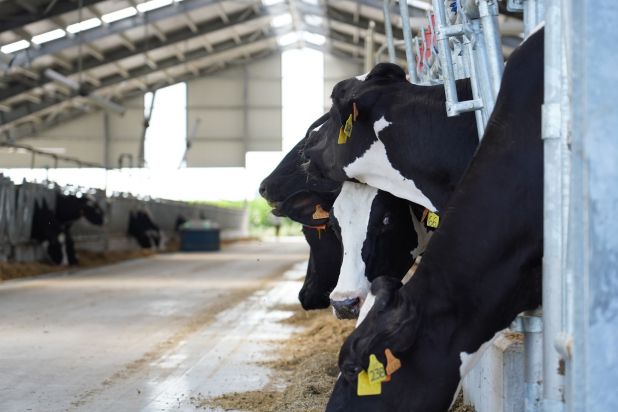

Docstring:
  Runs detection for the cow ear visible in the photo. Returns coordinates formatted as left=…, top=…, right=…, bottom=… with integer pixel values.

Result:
left=279, top=191, right=333, bottom=227
left=365, top=63, right=407, bottom=82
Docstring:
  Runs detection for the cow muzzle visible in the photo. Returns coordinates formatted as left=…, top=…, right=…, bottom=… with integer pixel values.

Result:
left=330, top=297, right=362, bottom=319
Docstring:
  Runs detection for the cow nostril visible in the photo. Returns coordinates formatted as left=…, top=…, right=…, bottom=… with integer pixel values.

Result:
left=330, top=297, right=361, bottom=319
left=258, top=184, right=267, bottom=197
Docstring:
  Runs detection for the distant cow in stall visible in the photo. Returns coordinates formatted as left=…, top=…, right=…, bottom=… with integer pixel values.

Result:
left=30, top=198, right=64, bottom=264
left=55, top=192, right=105, bottom=265
left=30, top=192, right=105, bottom=265
left=128, top=209, right=161, bottom=249
left=300, top=63, right=480, bottom=318
left=327, top=28, right=544, bottom=412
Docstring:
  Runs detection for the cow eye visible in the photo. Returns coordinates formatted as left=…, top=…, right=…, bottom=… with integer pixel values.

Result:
left=382, top=215, right=390, bottom=226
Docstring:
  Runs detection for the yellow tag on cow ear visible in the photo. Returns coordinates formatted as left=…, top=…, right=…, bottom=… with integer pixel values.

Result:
left=312, top=204, right=330, bottom=220
left=357, top=370, right=382, bottom=396
left=338, top=113, right=354, bottom=145
left=426, top=212, right=440, bottom=228
left=338, top=127, right=347, bottom=144
left=367, top=354, right=387, bottom=384
left=344, top=113, right=353, bottom=137
left=385, top=349, right=401, bottom=376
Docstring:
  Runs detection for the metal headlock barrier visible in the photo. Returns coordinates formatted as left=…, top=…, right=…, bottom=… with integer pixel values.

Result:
left=0, top=176, right=248, bottom=262
left=374, top=1, right=618, bottom=412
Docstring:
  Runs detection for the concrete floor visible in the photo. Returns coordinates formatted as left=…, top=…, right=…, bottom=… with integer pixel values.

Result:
left=0, top=239, right=309, bottom=412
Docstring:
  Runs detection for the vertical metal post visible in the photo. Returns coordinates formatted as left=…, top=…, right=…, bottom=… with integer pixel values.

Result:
left=565, top=1, right=618, bottom=411
left=383, top=0, right=396, bottom=63
left=477, top=0, right=504, bottom=100
left=398, top=0, right=419, bottom=83
left=364, top=21, right=376, bottom=72
left=103, top=112, right=111, bottom=169
left=461, top=36, right=485, bottom=137
left=542, top=0, right=566, bottom=410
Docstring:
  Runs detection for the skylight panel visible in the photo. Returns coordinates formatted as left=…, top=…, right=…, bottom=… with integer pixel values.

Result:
left=31, top=29, right=66, bottom=45
left=101, top=7, right=138, bottom=24
left=66, top=18, right=102, bottom=34
left=1, top=39, right=30, bottom=54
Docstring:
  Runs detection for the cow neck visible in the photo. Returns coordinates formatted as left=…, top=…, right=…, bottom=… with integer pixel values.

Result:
left=401, top=108, right=542, bottom=363
left=380, top=79, right=478, bottom=212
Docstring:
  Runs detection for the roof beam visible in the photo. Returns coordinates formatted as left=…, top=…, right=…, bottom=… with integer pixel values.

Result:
left=0, top=5, right=277, bottom=102
left=6, top=0, right=230, bottom=67
left=0, top=0, right=107, bottom=34
left=0, top=31, right=283, bottom=135
left=7, top=48, right=280, bottom=143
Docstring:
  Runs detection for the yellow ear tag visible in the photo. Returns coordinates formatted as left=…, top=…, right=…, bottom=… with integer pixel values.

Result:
left=367, top=354, right=387, bottom=384
left=338, top=113, right=353, bottom=144
left=338, top=127, right=347, bottom=144
left=357, top=370, right=382, bottom=396
left=385, top=349, right=402, bottom=376
left=312, top=204, right=330, bottom=220
left=426, top=212, right=440, bottom=228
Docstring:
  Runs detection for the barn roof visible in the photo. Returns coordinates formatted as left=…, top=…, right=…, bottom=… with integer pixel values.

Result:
left=0, top=0, right=523, bottom=141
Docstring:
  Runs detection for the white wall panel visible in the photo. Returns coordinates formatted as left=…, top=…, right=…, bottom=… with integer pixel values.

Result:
left=186, top=140, right=245, bottom=167
left=323, top=54, right=363, bottom=110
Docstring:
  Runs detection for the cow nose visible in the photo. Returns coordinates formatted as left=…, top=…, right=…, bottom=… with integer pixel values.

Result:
left=258, top=184, right=267, bottom=198
left=299, top=288, right=330, bottom=310
left=330, top=297, right=361, bottom=319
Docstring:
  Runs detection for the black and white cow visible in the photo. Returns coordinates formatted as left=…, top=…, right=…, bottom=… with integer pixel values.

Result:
left=128, top=209, right=161, bottom=249
left=328, top=182, right=431, bottom=319
left=260, top=114, right=425, bottom=312
left=302, top=63, right=479, bottom=214
left=327, top=28, right=544, bottom=412
left=30, top=198, right=64, bottom=264
left=30, top=192, right=105, bottom=265
left=55, top=192, right=105, bottom=265
left=300, top=64, right=480, bottom=318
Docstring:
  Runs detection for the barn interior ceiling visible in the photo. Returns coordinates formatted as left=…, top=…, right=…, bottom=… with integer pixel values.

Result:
left=0, top=0, right=523, bottom=144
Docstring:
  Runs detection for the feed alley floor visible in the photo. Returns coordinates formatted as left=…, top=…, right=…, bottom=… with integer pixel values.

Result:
left=0, top=238, right=310, bottom=412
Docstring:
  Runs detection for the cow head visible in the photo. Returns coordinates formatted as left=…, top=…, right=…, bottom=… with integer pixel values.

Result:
left=128, top=210, right=161, bottom=249
left=81, top=195, right=104, bottom=226
left=302, top=63, right=407, bottom=184
left=298, top=225, right=342, bottom=310
left=259, top=113, right=341, bottom=215
left=324, top=277, right=461, bottom=412
left=328, top=182, right=423, bottom=319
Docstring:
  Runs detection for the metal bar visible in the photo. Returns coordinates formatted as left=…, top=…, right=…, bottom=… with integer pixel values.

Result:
left=7, top=0, right=225, bottom=68
left=477, top=0, right=504, bottom=100
left=0, top=5, right=274, bottom=102
left=431, top=0, right=460, bottom=115
left=462, top=36, right=486, bottom=137
left=0, top=32, right=282, bottom=135
left=566, top=1, right=618, bottom=410
left=382, top=0, right=396, bottom=63
left=364, top=21, right=376, bottom=71
left=542, top=0, right=566, bottom=410
left=399, top=0, right=419, bottom=83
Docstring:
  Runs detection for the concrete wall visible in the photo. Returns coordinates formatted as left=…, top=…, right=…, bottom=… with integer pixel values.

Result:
left=462, top=331, right=525, bottom=412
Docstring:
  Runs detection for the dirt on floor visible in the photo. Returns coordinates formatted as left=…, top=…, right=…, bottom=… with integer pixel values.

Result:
left=194, top=305, right=355, bottom=412
left=0, top=249, right=155, bottom=281
left=195, top=303, right=478, bottom=412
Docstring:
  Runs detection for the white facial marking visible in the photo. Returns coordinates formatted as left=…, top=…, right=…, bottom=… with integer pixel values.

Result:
left=355, top=72, right=369, bottom=81
left=330, top=182, right=378, bottom=304
left=409, top=206, right=432, bottom=259
left=458, top=332, right=499, bottom=378
left=343, top=116, right=438, bottom=212
left=313, top=122, right=324, bottom=132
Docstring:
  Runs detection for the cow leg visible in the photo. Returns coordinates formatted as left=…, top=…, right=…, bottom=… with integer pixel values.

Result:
left=64, top=228, right=78, bottom=265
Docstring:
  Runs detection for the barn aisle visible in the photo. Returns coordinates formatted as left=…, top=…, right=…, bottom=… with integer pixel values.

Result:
left=0, top=239, right=309, bottom=412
